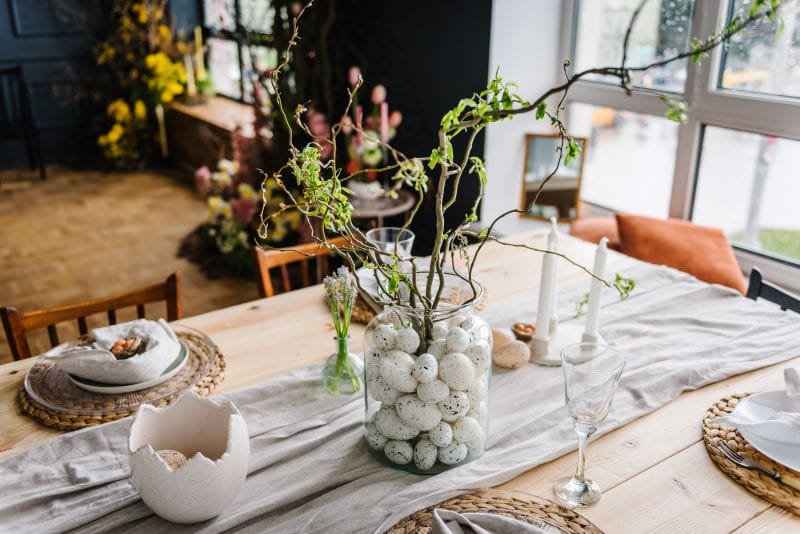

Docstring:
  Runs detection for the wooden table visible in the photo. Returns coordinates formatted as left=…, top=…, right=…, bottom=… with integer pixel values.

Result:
left=1, top=230, right=797, bottom=532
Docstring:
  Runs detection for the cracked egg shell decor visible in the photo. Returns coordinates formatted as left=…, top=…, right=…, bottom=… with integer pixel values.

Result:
left=128, top=391, right=250, bottom=523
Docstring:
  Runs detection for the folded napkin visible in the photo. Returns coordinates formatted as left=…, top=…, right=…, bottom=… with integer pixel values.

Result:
left=44, top=319, right=180, bottom=385
left=714, top=370, right=800, bottom=444
left=431, top=509, right=556, bottom=534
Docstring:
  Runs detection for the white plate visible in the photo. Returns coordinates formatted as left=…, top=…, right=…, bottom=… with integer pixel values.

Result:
left=67, top=341, right=188, bottom=394
left=734, top=390, right=800, bottom=472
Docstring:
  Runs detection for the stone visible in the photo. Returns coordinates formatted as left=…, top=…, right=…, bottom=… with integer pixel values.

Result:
left=492, top=340, right=530, bottom=369
left=368, top=375, right=402, bottom=405
left=427, top=339, right=448, bottom=360
left=491, top=328, right=515, bottom=350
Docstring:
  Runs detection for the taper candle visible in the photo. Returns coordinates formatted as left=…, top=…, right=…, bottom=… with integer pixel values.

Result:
left=184, top=55, right=197, bottom=98
left=534, top=223, right=559, bottom=342
left=583, top=237, right=608, bottom=339
left=194, top=26, right=206, bottom=80
left=380, top=102, right=389, bottom=143
left=548, top=217, right=560, bottom=336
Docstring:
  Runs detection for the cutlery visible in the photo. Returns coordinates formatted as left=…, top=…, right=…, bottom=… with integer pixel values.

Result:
left=716, top=440, right=800, bottom=491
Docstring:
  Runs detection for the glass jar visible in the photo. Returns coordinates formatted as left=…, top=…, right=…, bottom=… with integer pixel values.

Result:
left=363, top=276, right=491, bottom=474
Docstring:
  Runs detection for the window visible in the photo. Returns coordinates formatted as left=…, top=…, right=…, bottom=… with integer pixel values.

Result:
left=201, top=0, right=276, bottom=102
left=565, top=0, right=800, bottom=282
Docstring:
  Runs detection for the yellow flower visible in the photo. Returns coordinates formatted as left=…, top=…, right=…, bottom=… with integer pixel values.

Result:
left=207, top=196, right=231, bottom=222
left=157, top=24, right=171, bottom=42
left=106, top=123, right=125, bottom=144
left=98, top=134, right=109, bottom=146
left=107, top=100, right=131, bottom=123
left=134, top=100, right=146, bottom=122
left=96, top=43, right=115, bottom=65
left=238, top=183, right=258, bottom=202
left=131, top=3, right=148, bottom=25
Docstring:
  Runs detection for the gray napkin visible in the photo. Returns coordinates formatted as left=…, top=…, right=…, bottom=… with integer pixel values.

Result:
left=431, top=509, right=556, bottom=534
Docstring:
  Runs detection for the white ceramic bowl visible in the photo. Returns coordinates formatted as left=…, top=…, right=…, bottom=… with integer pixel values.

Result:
left=128, top=391, right=250, bottom=523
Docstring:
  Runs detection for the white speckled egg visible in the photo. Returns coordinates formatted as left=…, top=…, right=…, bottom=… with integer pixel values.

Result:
left=416, top=379, right=450, bottom=404
left=465, top=341, right=491, bottom=371
left=365, top=348, right=383, bottom=379
left=447, top=314, right=468, bottom=329
left=395, top=395, right=442, bottom=431
left=438, top=391, right=470, bottom=422
left=428, top=421, right=453, bottom=447
left=452, top=416, right=483, bottom=445
left=412, top=353, right=438, bottom=383
left=438, top=353, right=475, bottom=391
left=370, top=324, right=397, bottom=350
left=379, top=350, right=418, bottom=393
left=427, top=339, right=448, bottom=360
left=413, top=438, right=438, bottom=471
left=431, top=322, right=449, bottom=340
left=375, top=405, right=420, bottom=440
left=465, top=378, right=488, bottom=405
left=384, top=440, right=414, bottom=465
left=438, top=441, right=468, bottom=465
left=368, top=375, right=403, bottom=405
left=465, top=434, right=486, bottom=456
left=445, top=327, right=470, bottom=353
left=467, top=401, right=488, bottom=425
left=395, top=328, right=420, bottom=354
left=366, top=427, right=389, bottom=450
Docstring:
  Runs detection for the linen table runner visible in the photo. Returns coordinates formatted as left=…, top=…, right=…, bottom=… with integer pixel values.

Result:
left=1, top=262, right=799, bottom=533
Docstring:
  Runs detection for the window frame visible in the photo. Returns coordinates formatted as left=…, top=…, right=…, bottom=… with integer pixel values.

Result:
left=199, top=0, right=273, bottom=102
left=561, top=0, right=800, bottom=289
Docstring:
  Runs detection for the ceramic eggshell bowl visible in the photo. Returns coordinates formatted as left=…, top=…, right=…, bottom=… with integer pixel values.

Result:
left=128, top=391, right=250, bottom=524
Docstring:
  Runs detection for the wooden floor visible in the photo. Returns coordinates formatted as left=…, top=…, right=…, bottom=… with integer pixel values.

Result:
left=0, top=166, right=259, bottom=363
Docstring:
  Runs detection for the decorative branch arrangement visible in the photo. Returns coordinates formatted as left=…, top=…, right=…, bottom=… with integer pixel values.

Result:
left=259, top=0, right=783, bottom=329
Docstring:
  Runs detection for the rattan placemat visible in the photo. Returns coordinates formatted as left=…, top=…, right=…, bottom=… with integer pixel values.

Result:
left=19, top=328, right=226, bottom=431
left=702, top=393, right=800, bottom=515
left=388, top=489, right=603, bottom=533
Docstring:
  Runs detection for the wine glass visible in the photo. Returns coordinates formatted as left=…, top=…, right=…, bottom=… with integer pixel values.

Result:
left=554, top=343, right=626, bottom=507
left=365, top=227, right=415, bottom=260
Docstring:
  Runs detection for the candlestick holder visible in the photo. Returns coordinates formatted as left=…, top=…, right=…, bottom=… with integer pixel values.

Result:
left=529, top=322, right=585, bottom=366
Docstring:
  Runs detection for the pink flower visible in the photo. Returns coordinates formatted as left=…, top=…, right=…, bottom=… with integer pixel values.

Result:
left=341, top=116, right=353, bottom=134
left=348, top=66, right=362, bottom=87
left=371, top=84, right=387, bottom=105
left=231, top=196, right=258, bottom=224
left=389, top=110, right=403, bottom=128
left=194, top=165, right=211, bottom=194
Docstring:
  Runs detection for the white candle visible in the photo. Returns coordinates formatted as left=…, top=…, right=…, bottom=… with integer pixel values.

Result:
left=184, top=55, right=197, bottom=98
left=548, top=217, right=560, bottom=336
left=534, top=223, right=559, bottom=342
left=194, top=26, right=206, bottom=80
left=155, top=103, right=168, bottom=158
left=583, top=237, right=609, bottom=339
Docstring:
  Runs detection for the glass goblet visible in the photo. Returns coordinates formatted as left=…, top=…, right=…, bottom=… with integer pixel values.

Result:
left=365, top=227, right=415, bottom=260
left=554, top=343, right=626, bottom=507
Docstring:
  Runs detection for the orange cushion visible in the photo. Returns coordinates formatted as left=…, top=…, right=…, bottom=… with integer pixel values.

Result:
left=615, top=213, right=746, bottom=294
left=569, top=217, right=621, bottom=250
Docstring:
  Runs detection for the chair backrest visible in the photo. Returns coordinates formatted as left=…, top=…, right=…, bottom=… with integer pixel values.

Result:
left=0, top=65, right=30, bottom=131
left=254, top=237, right=350, bottom=298
left=1, top=273, right=182, bottom=360
left=746, top=267, right=800, bottom=313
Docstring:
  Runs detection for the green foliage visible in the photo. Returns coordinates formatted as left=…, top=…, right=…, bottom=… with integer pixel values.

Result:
left=393, top=158, right=429, bottom=194
left=612, top=274, right=636, bottom=300
left=662, top=96, right=689, bottom=123
left=564, top=138, right=581, bottom=166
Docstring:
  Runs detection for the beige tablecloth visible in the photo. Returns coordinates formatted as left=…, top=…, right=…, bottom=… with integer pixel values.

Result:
left=1, top=262, right=799, bottom=533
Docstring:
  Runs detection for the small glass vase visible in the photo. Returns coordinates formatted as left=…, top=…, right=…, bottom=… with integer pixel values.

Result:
left=322, top=336, right=364, bottom=396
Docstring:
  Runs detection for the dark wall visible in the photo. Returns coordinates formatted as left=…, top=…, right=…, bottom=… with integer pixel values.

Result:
left=0, top=0, right=100, bottom=166
left=347, top=0, right=493, bottom=253
left=0, top=0, right=199, bottom=169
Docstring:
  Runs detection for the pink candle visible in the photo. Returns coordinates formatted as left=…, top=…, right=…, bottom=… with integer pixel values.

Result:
left=355, top=105, right=363, bottom=144
left=380, top=102, right=389, bottom=143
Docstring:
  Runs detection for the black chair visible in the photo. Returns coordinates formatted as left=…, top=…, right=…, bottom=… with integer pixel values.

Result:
left=746, top=267, right=800, bottom=313
left=0, top=65, right=46, bottom=180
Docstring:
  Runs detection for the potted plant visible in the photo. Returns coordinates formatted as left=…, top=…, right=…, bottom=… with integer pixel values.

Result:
left=259, top=0, right=783, bottom=473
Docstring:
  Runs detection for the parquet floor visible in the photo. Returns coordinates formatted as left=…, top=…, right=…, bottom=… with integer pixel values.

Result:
left=0, top=166, right=259, bottom=364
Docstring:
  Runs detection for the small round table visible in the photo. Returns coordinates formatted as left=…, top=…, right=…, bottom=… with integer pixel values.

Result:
left=351, top=190, right=415, bottom=228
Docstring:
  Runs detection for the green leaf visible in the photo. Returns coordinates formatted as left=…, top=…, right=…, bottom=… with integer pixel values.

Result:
left=535, top=102, right=546, bottom=120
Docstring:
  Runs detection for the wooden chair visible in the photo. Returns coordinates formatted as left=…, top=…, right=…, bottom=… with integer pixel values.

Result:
left=746, top=267, right=800, bottom=313
left=254, top=237, right=350, bottom=298
left=1, top=273, right=181, bottom=360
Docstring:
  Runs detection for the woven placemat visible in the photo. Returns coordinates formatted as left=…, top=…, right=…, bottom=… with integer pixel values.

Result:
left=19, top=328, right=226, bottom=431
left=388, top=489, right=603, bottom=533
left=702, top=393, right=800, bottom=515
left=352, top=286, right=491, bottom=325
